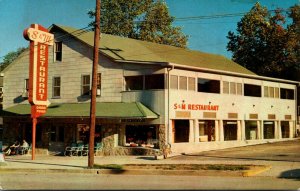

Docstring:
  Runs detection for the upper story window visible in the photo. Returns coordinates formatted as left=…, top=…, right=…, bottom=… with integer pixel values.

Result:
left=179, top=76, right=187, bottom=90
left=97, top=73, right=101, bottom=96
left=145, top=74, right=165, bottom=90
left=125, top=76, right=143, bottom=90
left=264, top=86, right=279, bottom=98
left=197, top=78, right=220, bottom=94
left=244, top=84, right=261, bottom=97
left=170, top=75, right=178, bottom=89
left=125, top=74, right=165, bottom=91
left=188, top=77, right=196, bottom=91
left=223, top=81, right=242, bottom=95
left=280, top=88, right=294, bottom=100
left=53, top=77, right=61, bottom=98
left=55, top=42, right=62, bottom=61
left=81, top=75, right=90, bottom=95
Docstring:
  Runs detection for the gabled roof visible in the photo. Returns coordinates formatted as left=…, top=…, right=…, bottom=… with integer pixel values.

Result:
left=50, top=24, right=256, bottom=75
left=1, top=102, right=159, bottom=119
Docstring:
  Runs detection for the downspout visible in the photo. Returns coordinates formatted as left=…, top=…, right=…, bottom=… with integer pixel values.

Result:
left=167, top=64, right=174, bottom=145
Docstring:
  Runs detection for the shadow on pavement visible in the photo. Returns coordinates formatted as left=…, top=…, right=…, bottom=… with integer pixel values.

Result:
left=182, top=154, right=300, bottom=163
left=5, top=159, right=84, bottom=168
left=278, top=169, right=300, bottom=180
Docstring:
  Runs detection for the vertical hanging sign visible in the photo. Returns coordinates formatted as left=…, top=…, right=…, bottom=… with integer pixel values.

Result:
left=23, top=24, right=54, bottom=160
left=23, top=24, right=53, bottom=118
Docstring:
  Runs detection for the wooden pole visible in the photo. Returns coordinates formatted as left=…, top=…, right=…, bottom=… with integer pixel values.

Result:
left=88, top=0, right=100, bottom=168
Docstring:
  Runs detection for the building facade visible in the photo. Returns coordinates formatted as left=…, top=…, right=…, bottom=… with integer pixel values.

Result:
left=1, top=24, right=298, bottom=155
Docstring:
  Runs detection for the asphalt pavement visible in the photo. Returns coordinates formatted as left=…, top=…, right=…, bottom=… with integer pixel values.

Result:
left=1, top=139, right=300, bottom=179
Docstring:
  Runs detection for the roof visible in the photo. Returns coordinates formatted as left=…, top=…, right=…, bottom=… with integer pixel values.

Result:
left=1, top=102, right=159, bottom=119
left=50, top=24, right=256, bottom=75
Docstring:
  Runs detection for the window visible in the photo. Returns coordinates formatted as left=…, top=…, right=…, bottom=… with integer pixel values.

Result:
left=264, top=86, right=279, bottom=98
left=280, top=88, right=294, bottom=100
left=179, top=76, right=187, bottom=90
left=223, top=121, right=238, bottom=141
left=125, top=125, right=158, bottom=148
left=97, top=73, right=101, bottom=96
left=22, top=79, right=29, bottom=98
left=25, top=79, right=29, bottom=91
left=197, top=78, right=220, bottom=93
left=245, top=121, right=258, bottom=140
left=125, top=74, right=165, bottom=91
left=188, top=77, right=196, bottom=91
left=174, top=120, right=190, bottom=143
left=53, top=77, right=61, bottom=98
left=145, top=74, right=164, bottom=90
left=170, top=75, right=178, bottom=89
left=263, top=121, right=275, bottom=139
left=244, top=84, right=261, bottom=97
left=97, top=73, right=101, bottom=90
left=81, top=75, right=90, bottom=95
left=125, top=76, right=143, bottom=90
left=223, top=81, right=242, bottom=95
left=281, top=121, right=290, bottom=138
left=199, top=120, right=215, bottom=142
left=223, top=81, right=229, bottom=94
left=55, top=42, right=62, bottom=61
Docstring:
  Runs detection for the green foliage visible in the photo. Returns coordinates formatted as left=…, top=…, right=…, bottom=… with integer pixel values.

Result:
left=227, top=3, right=300, bottom=80
left=93, top=164, right=123, bottom=170
left=0, top=47, right=26, bottom=72
left=88, top=0, right=188, bottom=48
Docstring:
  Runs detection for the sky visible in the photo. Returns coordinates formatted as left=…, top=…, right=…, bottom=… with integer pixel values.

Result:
left=0, top=0, right=299, bottom=64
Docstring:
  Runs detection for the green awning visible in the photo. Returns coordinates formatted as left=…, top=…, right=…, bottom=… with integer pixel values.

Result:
left=1, top=102, right=159, bottom=119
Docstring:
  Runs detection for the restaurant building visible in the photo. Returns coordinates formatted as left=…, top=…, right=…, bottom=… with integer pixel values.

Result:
left=1, top=24, right=299, bottom=155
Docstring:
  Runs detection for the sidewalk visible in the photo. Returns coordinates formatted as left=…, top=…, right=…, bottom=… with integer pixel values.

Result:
left=1, top=139, right=300, bottom=178
left=0, top=153, right=272, bottom=177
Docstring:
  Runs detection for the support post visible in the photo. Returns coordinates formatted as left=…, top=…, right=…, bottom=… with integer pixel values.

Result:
left=32, top=117, right=37, bottom=160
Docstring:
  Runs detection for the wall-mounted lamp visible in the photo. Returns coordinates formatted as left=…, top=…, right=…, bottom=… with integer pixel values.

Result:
left=271, top=105, right=274, bottom=108
left=287, top=106, right=290, bottom=109
left=209, top=101, right=211, bottom=105
left=232, top=103, right=235, bottom=106
left=253, top=104, right=255, bottom=107
left=182, top=100, right=185, bottom=103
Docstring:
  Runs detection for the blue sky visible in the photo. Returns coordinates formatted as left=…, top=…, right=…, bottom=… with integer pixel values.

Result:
left=0, top=0, right=298, bottom=63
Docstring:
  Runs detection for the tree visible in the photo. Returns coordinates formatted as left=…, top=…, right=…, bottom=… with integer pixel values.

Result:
left=88, top=0, right=188, bottom=48
left=227, top=3, right=299, bottom=80
left=0, top=47, right=26, bottom=72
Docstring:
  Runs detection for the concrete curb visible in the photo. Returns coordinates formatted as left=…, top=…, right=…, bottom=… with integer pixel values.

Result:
left=0, top=165, right=271, bottom=177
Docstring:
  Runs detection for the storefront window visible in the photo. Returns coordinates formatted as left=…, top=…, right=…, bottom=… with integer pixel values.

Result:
left=224, top=121, right=237, bottom=141
left=174, top=120, right=190, bottom=143
left=245, top=121, right=258, bottom=140
left=281, top=121, right=290, bottom=138
left=125, top=125, right=157, bottom=147
left=263, top=121, right=275, bottom=139
left=199, top=120, right=215, bottom=142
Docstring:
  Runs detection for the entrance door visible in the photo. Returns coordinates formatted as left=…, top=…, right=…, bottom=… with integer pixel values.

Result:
left=174, top=120, right=190, bottom=143
left=264, top=121, right=275, bottom=139
left=224, top=121, right=237, bottom=141
left=281, top=121, right=290, bottom=138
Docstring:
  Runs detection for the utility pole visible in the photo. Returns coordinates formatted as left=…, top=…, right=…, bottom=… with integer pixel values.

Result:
left=88, top=0, right=100, bottom=168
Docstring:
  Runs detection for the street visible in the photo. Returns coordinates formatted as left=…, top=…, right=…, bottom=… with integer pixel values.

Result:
left=1, top=172, right=300, bottom=190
